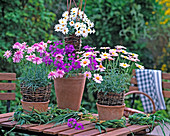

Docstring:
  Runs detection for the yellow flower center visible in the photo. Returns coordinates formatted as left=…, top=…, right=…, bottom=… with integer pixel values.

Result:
left=64, top=29, right=66, bottom=32
left=86, top=74, right=89, bottom=77
left=96, top=77, right=100, bottom=80
left=83, top=30, right=85, bottom=33
left=83, top=61, right=87, bottom=64
left=78, top=31, right=80, bottom=33
left=71, top=22, right=74, bottom=24
left=85, top=54, right=89, bottom=56
left=99, top=65, right=103, bottom=68
left=123, top=64, right=127, bottom=66
left=88, top=29, right=90, bottom=31
left=103, top=54, right=107, bottom=56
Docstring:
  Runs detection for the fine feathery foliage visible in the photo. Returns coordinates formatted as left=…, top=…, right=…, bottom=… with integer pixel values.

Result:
left=87, top=69, right=131, bottom=93
left=18, top=62, right=49, bottom=90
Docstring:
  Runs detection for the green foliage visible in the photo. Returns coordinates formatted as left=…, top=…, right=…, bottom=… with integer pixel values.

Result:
left=93, top=117, right=127, bottom=133
left=129, top=112, right=170, bottom=136
left=87, top=69, right=131, bottom=93
left=0, top=0, right=58, bottom=72
left=19, top=62, right=49, bottom=90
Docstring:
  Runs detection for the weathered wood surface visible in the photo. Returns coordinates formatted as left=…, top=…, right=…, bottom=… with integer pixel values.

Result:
left=0, top=113, right=154, bottom=136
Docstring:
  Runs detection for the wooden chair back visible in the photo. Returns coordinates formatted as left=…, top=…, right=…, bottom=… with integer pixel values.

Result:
left=130, top=69, right=170, bottom=98
left=124, top=70, right=170, bottom=116
left=0, top=73, right=16, bottom=112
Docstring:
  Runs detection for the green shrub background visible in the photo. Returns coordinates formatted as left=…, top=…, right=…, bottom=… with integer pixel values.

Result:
left=0, top=0, right=169, bottom=120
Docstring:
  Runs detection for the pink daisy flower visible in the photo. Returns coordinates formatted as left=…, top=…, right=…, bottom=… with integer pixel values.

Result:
left=37, top=45, right=45, bottom=53
left=12, top=56, right=21, bottom=63
left=14, top=51, right=24, bottom=59
left=25, top=54, right=36, bottom=61
left=56, top=69, right=65, bottom=78
left=3, top=50, right=12, bottom=59
left=13, top=42, right=21, bottom=49
left=47, top=40, right=52, bottom=43
left=55, top=54, right=64, bottom=61
left=32, top=57, right=43, bottom=64
left=48, top=71, right=57, bottom=79
left=27, top=47, right=35, bottom=54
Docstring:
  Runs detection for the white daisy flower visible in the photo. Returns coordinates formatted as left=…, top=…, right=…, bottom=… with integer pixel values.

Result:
left=87, top=27, right=92, bottom=34
left=60, top=24, right=66, bottom=28
left=75, top=30, right=82, bottom=36
left=120, top=63, right=130, bottom=68
left=115, top=45, right=127, bottom=50
left=85, top=18, right=90, bottom=24
left=92, top=29, right=95, bottom=34
left=100, top=52, right=110, bottom=59
left=74, top=22, right=80, bottom=29
left=71, top=7, right=79, bottom=14
left=80, top=23, right=86, bottom=29
left=97, top=63, right=106, bottom=72
left=121, top=55, right=129, bottom=59
left=135, top=63, right=144, bottom=69
left=84, top=71, right=92, bottom=79
left=81, top=28, right=88, bottom=37
left=54, top=24, right=61, bottom=32
left=80, top=59, right=90, bottom=67
left=96, top=58, right=103, bottom=62
left=100, top=47, right=110, bottom=49
left=129, top=52, right=139, bottom=58
left=83, top=52, right=92, bottom=57
left=70, top=14, right=77, bottom=20
left=62, top=27, right=69, bottom=35
left=59, top=18, right=67, bottom=24
left=69, top=21, right=75, bottom=26
left=76, top=51, right=85, bottom=54
left=62, top=11, right=69, bottom=17
left=93, top=74, right=103, bottom=83
left=63, top=16, right=68, bottom=20
left=121, top=50, right=128, bottom=54
left=88, top=22, right=94, bottom=28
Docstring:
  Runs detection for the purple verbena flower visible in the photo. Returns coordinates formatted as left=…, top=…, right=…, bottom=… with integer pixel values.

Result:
left=65, top=44, right=75, bottom=54
left=75, top=123, right=84, bottom=130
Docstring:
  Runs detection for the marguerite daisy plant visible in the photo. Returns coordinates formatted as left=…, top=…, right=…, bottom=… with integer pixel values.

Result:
left=54, top=7, right=95, bottom=38
left=82, top=45, right=144, bottom=95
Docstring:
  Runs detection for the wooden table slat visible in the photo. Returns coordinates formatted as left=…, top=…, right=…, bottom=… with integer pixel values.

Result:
left=0, top=117, right=12, bottom=123
left=16, top=124, right=38, bottom=130
left=74, top=128, right=114, bottom=136
left=0, top=112, right=14, bottom=119
left=98, top=125, right=151, bottom=136
left=28, top=123, right=55, bottom=132
left=43, top=120, right=91, bottom=135
left=58, top=123, right=95, bottom=136
left=1, top=121, right=17, bottom=127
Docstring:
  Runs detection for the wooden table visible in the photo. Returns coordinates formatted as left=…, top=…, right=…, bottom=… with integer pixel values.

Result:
left=0, top=112, right=151, bottom=136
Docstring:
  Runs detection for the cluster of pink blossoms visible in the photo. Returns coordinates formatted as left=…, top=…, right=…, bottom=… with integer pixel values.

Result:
left=3, top=40, right=52, bottom=65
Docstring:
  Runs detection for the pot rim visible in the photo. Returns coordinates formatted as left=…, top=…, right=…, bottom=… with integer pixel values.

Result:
left=55, top=74, right=85, bottom=79
left=21, top=99, right=50, bottom=103
left=96, top=102, right=125, bottom=108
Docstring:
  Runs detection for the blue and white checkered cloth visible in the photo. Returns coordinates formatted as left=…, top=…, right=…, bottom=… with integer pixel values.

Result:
left=135, top=69, right=166, bottom=113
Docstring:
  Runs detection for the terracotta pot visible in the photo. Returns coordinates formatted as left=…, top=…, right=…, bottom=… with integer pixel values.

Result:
left=54, top=74, right=86, bottom=111
left=21, top=99, right=49, bottom=113
left=96, top=103, right=125, bottom=120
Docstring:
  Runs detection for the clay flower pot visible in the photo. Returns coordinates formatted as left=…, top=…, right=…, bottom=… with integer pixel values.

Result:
left=96, top=103, right=125, bottom=120
left=21, top=100, right=50, bottom=113
left=54, top=74, right=86, bottom=111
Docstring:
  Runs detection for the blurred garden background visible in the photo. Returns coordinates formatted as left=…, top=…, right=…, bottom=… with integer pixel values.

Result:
left=0, top=0, right=169, bottom=119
